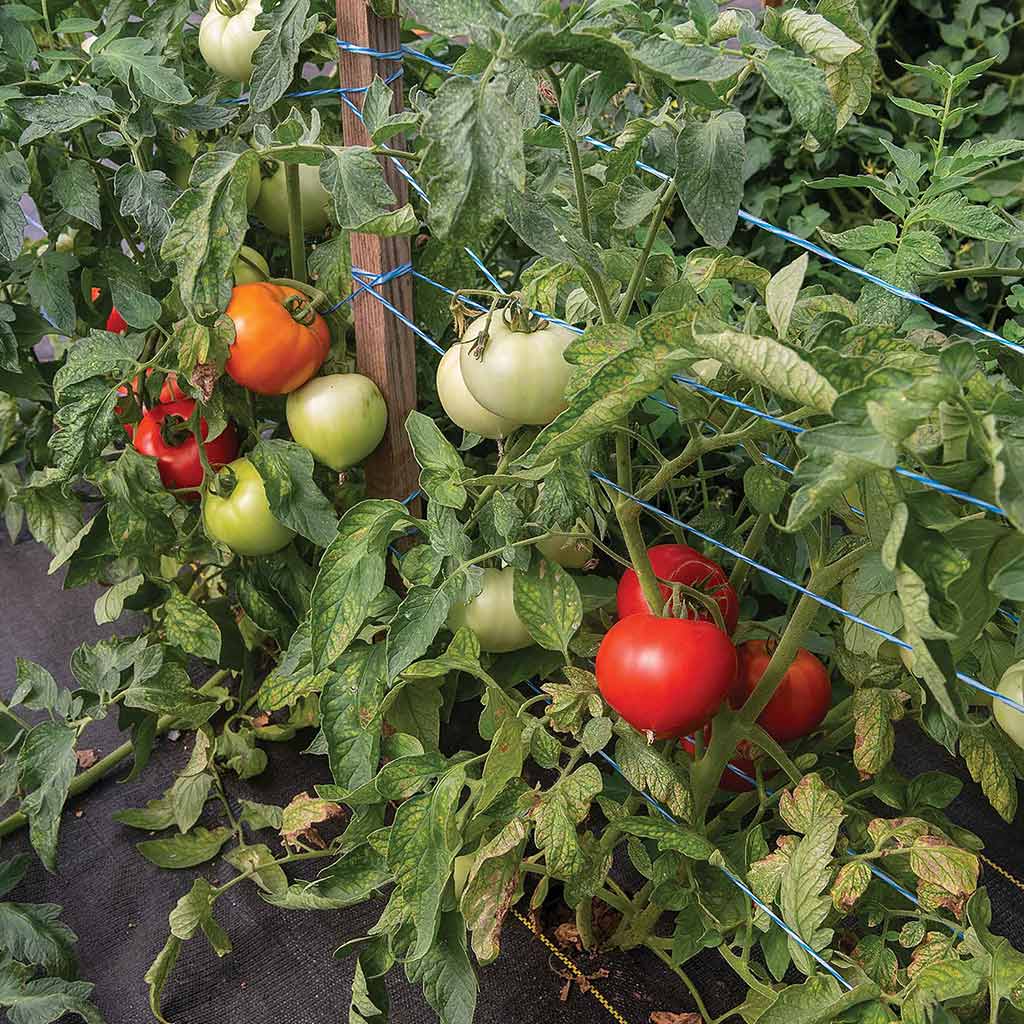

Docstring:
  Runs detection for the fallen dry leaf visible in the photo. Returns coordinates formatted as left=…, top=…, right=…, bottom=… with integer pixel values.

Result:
left=650, top=1013, right=703, bottom=1024
left=76, top=749, right=98, bottom=769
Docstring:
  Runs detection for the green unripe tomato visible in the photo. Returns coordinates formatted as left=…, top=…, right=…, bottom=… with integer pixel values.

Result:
left=459, top=310, right=575, bottom=425
left=536, top=533, right=593, bottom=569
left=233, top=245, right=269, bottom=284
left=286, top=373, right=388, bottom=471
left=447, top=567, right=533, bottom=654
left=197, top=0, right=267, bottom=83
left=453, top=852, right=475, bottom=898
left=255, top=162, right=331, bottom=237
left=203, top=458, right=295, bottom=556
left=994, top=662, right=1024, bottom=748
left=435, top=345, right=519, bottom=439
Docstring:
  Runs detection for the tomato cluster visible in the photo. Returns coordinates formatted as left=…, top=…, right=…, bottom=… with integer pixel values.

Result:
left=436, top=308, right=575, bottom=437
left=597, top=544, right=832, bottom=790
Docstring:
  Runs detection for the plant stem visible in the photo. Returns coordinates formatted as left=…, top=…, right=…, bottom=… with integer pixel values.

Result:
left=373, top=146, right=418, bottom=161
left=729, top=514, right=769, bottom=594
left=284, top=163, right=307, bottom=284
left=647, top=942, right=715, bottom=1022
left=0, top=669, right=232, bottom=838
left=616, top=179, right=676, bottom=320
left=927, top=266, right=1024, bottom=280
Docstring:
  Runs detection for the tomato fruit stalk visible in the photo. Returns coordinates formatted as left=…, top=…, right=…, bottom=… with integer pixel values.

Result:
left=596, top=614, right=737, bottom=737
left=132, top=399, right=239, bottom=498
left=617, top=544, right=739, bottom=633
left=203, top=458, right=295, bottom=556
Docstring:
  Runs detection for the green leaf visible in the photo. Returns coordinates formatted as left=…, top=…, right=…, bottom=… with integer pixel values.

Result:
left=759, top=49, right=837, bottom=146
left=321, top=645, right=385, bottom=792
left=249, top=0, right=317, bottom=112
left=144, top=935, right=181, bottom=1024
left=314, top=844, right=390, bottom=905
left=0, top=902, right=77, bottom=977
left=766, top=254, right=808, bottom=340
left=92, top=36, right=192, bottom=104
left=613, top=726, right=693, bottom=820
left=476, top=717, right=524, bottom=815
left=112, top=797, right=177, bottom=831
left=512, top=559, right=582, bottom=658
left=12, top=660, right=59, bottom=712
left=350, top=943, right=391, bottom=1024
left=386, top=574, right=468, bottom=682
left=504, top=190, right=605, bottom=273
left=753, top=976, right=880, bottom=1024
left=404, top=909, right=478, bottom=1024
left=310, top=499, right=412, bottom=670
left=17, top=723, right=77, bottom=872
left=136, top=826, right=231, bottom=869
left=114, top=165, right=177, bottom=251
left=406, top=410, right=470, bottom=509
left=675, top=110, right=746, bottom=248
left=615, top=817, right=715, bottom=859
left=0, top=961, right=105, bottom=1024
left=319, top=145, right=416, bottom=235
left=51, top=160, right=100, bottom=230
left=830, top=860, right=872, bottom=911
left=362, top=76, right=421, bottom=144
left=0, top=856, right=29, bottom=900
left=404, top=0, right=501, bottom=40
left=685, top=319, right=838, bottom=413
left=247, top=439, right=338, bottom=547
left=95, top=447, right=178, bottom=556
left=10, top=84, right=118, bottom=145
left=122, top=663, right=220, bottom=726
left=161, top=149, right=257, bottom=316
left=0, top=151, right=29, bottom=261
left=161, top=592, right=221, bottom=663
left=619, top=31, right=748, bottom=82
left=743, top=464, right=788, bottom=517
left=851, top=687, right=904, bottom=776
left=93, top=574, right=145, bottom=626
left=819, top=221, right=898, bottom=252
left=767, top=8, right=862, bottom=64
left=257, top=617, right=332, bottom=711
left=387, top=767, right=466, bottom=959
left=532, top=762, right=602, bottom=885
left=13, top=471, right=83, bottom=556
left=420, top=76, right=525, bottom=243
left=223, top=843, right=288, bottom=895
left=28, top=251, right=75, bottom=337
left=910, top=191, right=1022, bottom=242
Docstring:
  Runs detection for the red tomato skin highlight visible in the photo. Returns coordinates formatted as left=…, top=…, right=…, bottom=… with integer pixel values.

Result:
left=734, top=640, right=832, bottom=743
left=132, top=399, right=239, bottom=497
left=596, top=614, right=737, bottom=737
left=115, top=371, right=186, bottom=436
left=616, top=543, right=740, bottom=633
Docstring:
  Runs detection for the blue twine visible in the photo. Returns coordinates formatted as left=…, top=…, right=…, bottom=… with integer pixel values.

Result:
left=336, top=40, right=403, bottom=60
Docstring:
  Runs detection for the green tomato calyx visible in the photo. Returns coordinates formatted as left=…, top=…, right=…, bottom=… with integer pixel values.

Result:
left=159, top=413, right=193, bottom=449
left=282, top=293, right=318, bottom=326
left=208, top=464, right=237, bottom=499
left=214, top=0, right=248, bottom=18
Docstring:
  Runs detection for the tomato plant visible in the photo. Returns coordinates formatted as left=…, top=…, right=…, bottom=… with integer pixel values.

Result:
left=617, top=543, right=739, bottom=632
left=3, top=0, right=1024, bottom=1021
left=132, top=398, right=239, bottom=497
left=224, top=282, right=331, bottom=394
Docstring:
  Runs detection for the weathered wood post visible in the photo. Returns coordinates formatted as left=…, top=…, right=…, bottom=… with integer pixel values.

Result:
left=336, top=2, right=419, bottom=505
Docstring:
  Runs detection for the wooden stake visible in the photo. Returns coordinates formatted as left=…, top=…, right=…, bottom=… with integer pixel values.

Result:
left=336, top=3, right=419, bottom=506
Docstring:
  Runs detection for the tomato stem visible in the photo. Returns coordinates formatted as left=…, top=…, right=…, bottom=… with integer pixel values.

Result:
left=284, top=162, right=308, bottom=285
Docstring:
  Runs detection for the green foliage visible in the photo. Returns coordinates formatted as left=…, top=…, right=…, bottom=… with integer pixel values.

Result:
left=3, top=1, right=1024, bottom=1022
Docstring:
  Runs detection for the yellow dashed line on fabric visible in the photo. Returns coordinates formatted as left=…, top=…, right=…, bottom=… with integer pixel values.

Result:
left=980, top=852, right=1024, bottom=894
left=510, top=907, right=633, bottom=1024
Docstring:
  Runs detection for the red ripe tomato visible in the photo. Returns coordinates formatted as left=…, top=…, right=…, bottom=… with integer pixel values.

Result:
left=90, top=287, right=129, bottom=334
left=680, top=731, right=778, bottom=793
left=596, top=614, right=737, bottom=737
left=735, top=640, right=831, bottom=743
left=115, top=370, right=186, bottom=436
left=106, top=307, right=128, bottom=333
left=617, top=544, right=739, bottom=633
left=224, top=282, right=330, bottom=395
left=132, top=398, right=239, bottom=498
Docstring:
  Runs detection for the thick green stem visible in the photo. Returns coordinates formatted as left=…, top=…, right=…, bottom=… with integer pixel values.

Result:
left=284, top=163, right=307, bottom=284
left=0, top=669, right=232, bottom=838
left=615, top=500, right=663, bottom=614
left=616, top=180, right=676, bottom=320
left=646, top=942, right=715, bottom=1022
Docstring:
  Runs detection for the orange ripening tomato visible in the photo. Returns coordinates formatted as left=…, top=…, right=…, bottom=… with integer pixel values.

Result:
left=224, top=282, right=330, bottom=395
left=115, top=370, right=186, bottom=436
left=132, top=398, right=239, bottom=498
